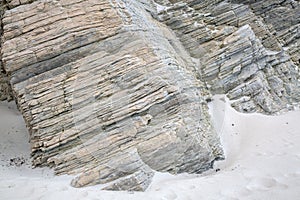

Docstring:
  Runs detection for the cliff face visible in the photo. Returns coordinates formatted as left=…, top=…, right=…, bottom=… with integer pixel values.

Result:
left=155, top=0, right=300, bottom=113
left=0, top=0, right=299, bottom=191
left=0, top=0, right=223, bottom=191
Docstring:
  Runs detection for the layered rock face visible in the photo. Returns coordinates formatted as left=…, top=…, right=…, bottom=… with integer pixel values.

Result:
left=155, top=0, right=300, bottom=113
left=0, top=0, right=299, bottom=191
left=1, top=0, right=223, bottom=191
left=0, top=1, right=13, bottom=101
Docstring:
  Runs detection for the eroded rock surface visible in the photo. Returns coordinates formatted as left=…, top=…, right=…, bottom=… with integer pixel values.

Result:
left=0, top=0, right=299, bottom=191
left=155, top=0, right=300, bottom=113
left=0, top=1, right=13, bottom=101
left=1, top=0, right=223, bottom=191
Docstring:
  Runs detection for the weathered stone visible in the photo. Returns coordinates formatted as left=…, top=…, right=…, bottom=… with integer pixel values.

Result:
left=202, top=25, right=300, bottom=113
left=0, top=1, right=13, bottom=101
left=156, top=0, right=300, bottom=113
left=0, top=0, right=299, bottom=191
left=0, top=65, right=12, bottom=101
left=1, top=0, right=223, bottom=191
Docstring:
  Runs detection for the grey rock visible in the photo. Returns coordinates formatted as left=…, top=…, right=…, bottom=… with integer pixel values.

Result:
left=1, top=0, right=223, bottom=191
left=0, top=0, right=299, bottom=191
left=0, top=1, right=13, bottom=101
left=156, top=0, right=300, bottom=114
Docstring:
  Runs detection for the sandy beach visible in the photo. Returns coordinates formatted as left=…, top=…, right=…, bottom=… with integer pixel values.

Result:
left=0, top=95, right=299, bottom=200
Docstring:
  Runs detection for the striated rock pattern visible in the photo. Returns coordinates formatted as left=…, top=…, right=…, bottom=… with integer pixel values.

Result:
left=0, top=0, right=299, bottom=191
left=0, top=2, right=13, bottom=101
left=1, top=0, right=223, bottom=191
left=155, top=0, right=300, bottom=113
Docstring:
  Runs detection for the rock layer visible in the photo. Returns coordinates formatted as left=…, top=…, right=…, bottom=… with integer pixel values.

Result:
left=0, top=0, right=299, bottom=191
left=156, top=0, right=300, bottom=113
left=0, top=1, right=13, bottom=101
left=1, top=0, right=223, bottom=191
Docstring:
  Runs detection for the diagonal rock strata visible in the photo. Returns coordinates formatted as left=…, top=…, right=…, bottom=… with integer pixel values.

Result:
left=1, top=0, right=224, bottom=191
left=156, top=0, right=300, bottom=114
left=0, top=0, right=299, bottom=191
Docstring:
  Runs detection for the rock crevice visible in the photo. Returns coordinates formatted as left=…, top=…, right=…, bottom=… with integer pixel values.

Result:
left=0, top=0, right=13, bottom=101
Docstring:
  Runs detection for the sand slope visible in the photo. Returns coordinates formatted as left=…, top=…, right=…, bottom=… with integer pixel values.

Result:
left=0, top=96, right=299, bottom=200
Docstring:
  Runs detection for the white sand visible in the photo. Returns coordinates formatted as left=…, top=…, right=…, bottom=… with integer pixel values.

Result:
left=0, top=96, right=299, bottom=200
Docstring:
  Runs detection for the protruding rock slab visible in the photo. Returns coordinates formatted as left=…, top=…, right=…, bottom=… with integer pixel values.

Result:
left=1, top=0, right=299, bottom=191
left=1, top=0, right=223, bottom=191
left=156, top=0, right=300, bottom=114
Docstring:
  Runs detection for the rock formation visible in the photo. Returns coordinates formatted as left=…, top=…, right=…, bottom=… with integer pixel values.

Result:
left=155, top=0, right=300, bottom=113
left=0, top=0, right=299, bottom=191
left=0, top=1, right=13, bottom=101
